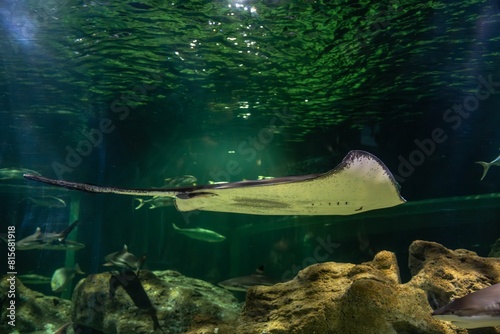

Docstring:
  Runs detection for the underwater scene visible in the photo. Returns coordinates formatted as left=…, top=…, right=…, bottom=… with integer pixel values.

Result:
left=1, top=0, right=500, bottom=333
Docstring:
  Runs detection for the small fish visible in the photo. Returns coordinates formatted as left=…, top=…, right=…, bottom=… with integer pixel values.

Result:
left=432, top=283, right=500, bottom=328
left=36, top=240, right=85, bottom=251
left=8, top=221, right=82, bottom=250
left=104, top=244, right=146, bottom=272
left=218, top=266, right=275, bottom=292
left=208, top=180, right=229, bottom=185
left=163, top=175, right=197, bottom=187
left=0, top=167, right=41, bottom=180
left=476, top=151, right=500, bottom=180
left=242, top=176, right=275, bottom=181
left=134, top=196, right=174, bottom=210
left=6, top=227, right=43, bottom=250
left=51, top=263, right=84, bottom=292
left=172, top=223, right=226, bottom=242
left=18, top=273, right=52, bottom=284
left=303, top=230, right=315, bottom=244
left=23, top=195, right=66, bottom=208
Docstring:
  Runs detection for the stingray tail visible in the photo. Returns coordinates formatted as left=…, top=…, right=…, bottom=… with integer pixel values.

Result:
left=23, top=174, right=181, bottom=197
left=475, top=161, right=491, bottom=181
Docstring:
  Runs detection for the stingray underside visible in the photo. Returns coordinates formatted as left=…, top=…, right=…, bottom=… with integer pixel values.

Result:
left=174, top=150, right=405, bottom=215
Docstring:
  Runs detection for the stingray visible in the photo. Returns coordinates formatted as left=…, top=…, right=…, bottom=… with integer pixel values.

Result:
left=23, top=150, right=405, bottom=215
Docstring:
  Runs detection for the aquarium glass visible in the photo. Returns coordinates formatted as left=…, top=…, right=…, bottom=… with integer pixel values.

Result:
left=1, top=0, right=499, bottom=333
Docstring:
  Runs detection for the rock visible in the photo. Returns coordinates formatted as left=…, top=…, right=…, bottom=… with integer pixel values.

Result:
left=8, top=241, right=500, bottom=334
left=238, top=250, right=449, bottom=334
left=0, top=275, right=71, bottom=333
left=408, top=240, right=500, bottom=320
left=71, top=270, right=241, bottom=333
left=236, top=243, right=500, bottom=334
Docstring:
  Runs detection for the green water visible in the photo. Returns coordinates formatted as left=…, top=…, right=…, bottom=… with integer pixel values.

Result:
left=0, top=0, right=499, bottom=314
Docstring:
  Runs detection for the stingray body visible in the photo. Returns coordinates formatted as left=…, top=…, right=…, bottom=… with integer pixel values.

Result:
left=24, top=151, right=405, bottom=216
left=432, top=283, right=500, bottom=328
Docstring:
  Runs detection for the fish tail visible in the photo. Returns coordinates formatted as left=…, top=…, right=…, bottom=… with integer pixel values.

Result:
left=475, top=161, right=491, bottom=181
left=134, top=198, right=145, bottom=210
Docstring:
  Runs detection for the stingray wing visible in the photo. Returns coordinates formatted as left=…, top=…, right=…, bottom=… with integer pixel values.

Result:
left=175, top=150, right=405, bottom=215
left=24, top=150, right=405, bottom=216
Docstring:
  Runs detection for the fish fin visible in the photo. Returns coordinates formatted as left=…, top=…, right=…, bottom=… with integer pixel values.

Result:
left=53, top=322, right=73, bottom=334
left=59, top=220, right=79, bottom=241
left=136, top=255, right=147, bottom=274
left=123, top=244, right=128, bottom=252
left=103, top=262, right=113, bottom=267
left=475, top=161, right=491, bottom=181
left=74, top=263, right=85, bottom=275
left=172, top=223, right=179, bottom=230
left=134, top=198, right=145, bottom=210
left=255, top=265, right=265, bottom=275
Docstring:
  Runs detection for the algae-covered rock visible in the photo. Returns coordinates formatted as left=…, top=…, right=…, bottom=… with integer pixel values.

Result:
left=8, top=241, right=500, bottom=334
left=0, top=275, right=71, bottom=333
left=236, top=249, right=472, bottom=334
left=71, top=270, right=241, bottom=333
left=408, top=239, right=500, bottom=332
